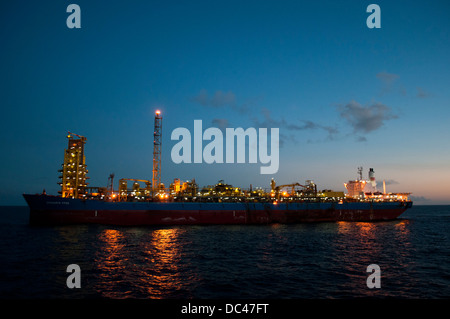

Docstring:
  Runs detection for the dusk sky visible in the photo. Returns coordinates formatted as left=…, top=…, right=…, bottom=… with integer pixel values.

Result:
left=1, top=0, right=449, bottom=205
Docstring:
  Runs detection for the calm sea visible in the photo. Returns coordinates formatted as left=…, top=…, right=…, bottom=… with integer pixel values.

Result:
left=0, top=205, right=449, bottom=300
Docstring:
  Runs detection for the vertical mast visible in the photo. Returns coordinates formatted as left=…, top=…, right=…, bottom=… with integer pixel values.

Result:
left=152, top=110, right=162, bottom=192
left=357, top=166, right=363, bottom=180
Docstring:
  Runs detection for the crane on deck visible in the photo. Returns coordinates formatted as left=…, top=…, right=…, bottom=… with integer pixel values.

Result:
left=270, top=179, right=317, bottom=199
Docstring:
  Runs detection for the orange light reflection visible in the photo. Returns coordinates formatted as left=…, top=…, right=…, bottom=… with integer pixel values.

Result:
left=95, top=229, right=127, bottom=298
left=140, top=228, right=184, bottom=298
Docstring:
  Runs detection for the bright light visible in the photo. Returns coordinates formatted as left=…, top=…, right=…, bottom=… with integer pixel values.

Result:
left=156, top=110, right=161, bottom=115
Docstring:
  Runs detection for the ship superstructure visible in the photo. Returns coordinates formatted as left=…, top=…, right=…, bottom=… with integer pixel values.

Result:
left=57, top=132, right=88, bottom=198
left=344, top=166, right=410, bottom=203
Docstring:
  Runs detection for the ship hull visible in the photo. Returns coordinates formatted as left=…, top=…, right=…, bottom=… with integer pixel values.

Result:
left=23, top=194, right=412, bottom=226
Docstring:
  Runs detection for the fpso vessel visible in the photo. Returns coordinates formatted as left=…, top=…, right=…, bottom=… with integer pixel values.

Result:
left=23, top=116, right=412, bottom=226
left=24, top=193, right=412, bottom=226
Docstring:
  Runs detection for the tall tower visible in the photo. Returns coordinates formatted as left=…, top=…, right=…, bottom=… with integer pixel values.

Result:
left=152, top=110, right=162, bottom=191
left=58, top=132, right=89, bottom=198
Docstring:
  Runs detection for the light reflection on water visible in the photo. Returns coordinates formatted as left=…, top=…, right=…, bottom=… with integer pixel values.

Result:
left=94, top=227, right=188, bottom=298
left=94, top=229, right=128, bottom=298
left=139, top=228, right=184, bottom=298
left=331, top=220, right=417, bottom=297
left=3, top=206, right=449, bottom=298
left=85, top=214, right=443, bottom=298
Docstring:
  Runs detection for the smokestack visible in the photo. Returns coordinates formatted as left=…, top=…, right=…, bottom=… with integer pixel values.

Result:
left=369, top=168, right=376, bottom=188
left=383, top=179, right=386, bottom=194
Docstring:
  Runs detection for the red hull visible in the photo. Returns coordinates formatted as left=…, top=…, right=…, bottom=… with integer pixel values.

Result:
left=24, top=194, right=411, bottom=226
left=29, top=208, right=408, bottom=226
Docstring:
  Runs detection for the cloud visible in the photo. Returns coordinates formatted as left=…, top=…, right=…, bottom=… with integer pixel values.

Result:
left=256, top=108, right=338, bottom=136
left=376, top=71, right=399, bottom=85
left=409, top=195, right=432, bottom=203
left=356, top=136, right=367, bottom=142
left=190, top=89, right=252, bottom=114
left=251, top=107, right=339, bottom=145
left=337, top=100, right=398, bottom=134
left=211, top=118, right=229, bottom=132
left=285, top=120, right=338, bottom=136
left=384, top=179, right=399, bottom=185
left=192, top=90, right=347, bottom=145
left=416, top=87, right=430, bottom=98
left=376, top=71, right=405, bottom=95
left=191, top=89, right=236, bottom=107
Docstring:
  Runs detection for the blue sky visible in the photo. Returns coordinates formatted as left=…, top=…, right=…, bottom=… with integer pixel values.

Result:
left=1, top=0, right=449, bottom=204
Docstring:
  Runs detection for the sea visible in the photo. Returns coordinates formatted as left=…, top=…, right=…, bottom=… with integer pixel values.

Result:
left=0, top=205, right=449, bottom=305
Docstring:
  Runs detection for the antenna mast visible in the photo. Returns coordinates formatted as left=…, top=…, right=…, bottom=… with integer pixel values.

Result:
left=357, top=166, right=363, bottom=180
